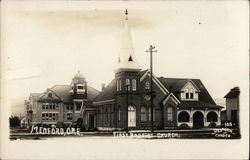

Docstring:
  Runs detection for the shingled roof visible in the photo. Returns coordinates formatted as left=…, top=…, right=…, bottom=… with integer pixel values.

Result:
left=224, top=87, right=240, bottom=98
left=93, top=79, right=116, bottom=102
left=158, top=77, right=216, bottom=105
left=94, top=70, right=219, bottom=108
left=177, top=101, right=223, bottom=109
left=41, top=85, right=100, bottom=103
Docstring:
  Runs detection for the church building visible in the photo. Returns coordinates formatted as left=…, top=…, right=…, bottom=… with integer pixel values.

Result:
left=25, top=10, right=222, bottom=131
left=93, top=10, right=223, bottom=131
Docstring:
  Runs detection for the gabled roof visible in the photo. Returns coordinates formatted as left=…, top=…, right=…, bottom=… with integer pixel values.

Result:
left=140, top=70, right=169, bottom=95
left=162, top=93, right=181, bottom=105
left=87, top=86, right=101, bottom=101
left=38, top=89, right=62, bottom=102
left=158, top=77, right=216, bottom=105
left=93, top=70, right=217, bottom=106
left=192, top=79, right=216, bottom=104
left=180, top=80, right=200, bottom=92
left=224, top=87, right=240, bottom=98
left=37, top=85, right=100, bottom=103
left=158, top=77, right=187, bottom=92
left=50, top=85, right=72, bottom=102
left=138, top=69, right=149, bottom=78
left=93, top=79, right=116, bottom=102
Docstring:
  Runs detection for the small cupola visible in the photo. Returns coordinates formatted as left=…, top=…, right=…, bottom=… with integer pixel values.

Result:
left=70, top=70, right=87, bottom=100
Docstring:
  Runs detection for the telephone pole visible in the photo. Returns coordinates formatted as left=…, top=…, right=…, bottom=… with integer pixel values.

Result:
left=126, top=84, right=129, bottom=133
left=146, top=45, right=157, bottom=133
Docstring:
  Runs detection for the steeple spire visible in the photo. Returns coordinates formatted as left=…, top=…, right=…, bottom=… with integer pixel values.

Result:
left=125, top=9, right=128, bottom=20
left=115, top=9, right=140, bottom=73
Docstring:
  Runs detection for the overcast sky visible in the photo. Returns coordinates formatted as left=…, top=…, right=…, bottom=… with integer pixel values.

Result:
left=2, top=1, right=248, bottom=102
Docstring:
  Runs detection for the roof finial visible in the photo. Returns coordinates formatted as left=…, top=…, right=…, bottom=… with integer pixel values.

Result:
left=125, top=9, right=128, bottom=20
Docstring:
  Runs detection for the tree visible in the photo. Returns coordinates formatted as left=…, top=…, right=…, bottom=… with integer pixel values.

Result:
left=9, top=115, right=21, bottom=127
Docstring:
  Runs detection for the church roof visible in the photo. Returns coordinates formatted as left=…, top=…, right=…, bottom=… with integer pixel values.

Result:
left=158, top=77, right=188, bottom=92
left=93, top=79, right=117, bottom=102
left=178, top=101, right=223, bottom=109
left=93, top=70, right=217, bottom=107
left=158, top=78, right=216, bottom=105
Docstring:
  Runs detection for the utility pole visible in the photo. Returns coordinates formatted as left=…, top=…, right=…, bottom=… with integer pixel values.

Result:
left=146, top=45, right=157, bottom=133
left=125, top=84, right=129, bottom=133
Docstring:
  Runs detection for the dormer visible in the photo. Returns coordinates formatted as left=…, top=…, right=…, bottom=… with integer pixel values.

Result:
left=180, top=80, right=200, bottom=101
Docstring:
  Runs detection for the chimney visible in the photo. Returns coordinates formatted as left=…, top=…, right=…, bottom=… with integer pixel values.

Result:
left=101, top=83, right=105, bottom=91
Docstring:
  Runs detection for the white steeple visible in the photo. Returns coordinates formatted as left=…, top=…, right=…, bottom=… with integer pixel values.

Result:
left=115, top=9, right=140, bottom=73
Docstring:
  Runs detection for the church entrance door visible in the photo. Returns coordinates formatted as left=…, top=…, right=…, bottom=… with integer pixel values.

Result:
left=128, top=105, right=136, bottom=127
left=193, top=111, right=204, bottom=128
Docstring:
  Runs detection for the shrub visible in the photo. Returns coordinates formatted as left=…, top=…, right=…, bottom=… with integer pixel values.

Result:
left=9, top=116, right=21, bottom=127
left=179, top=123, right=190, bottom=129
left=208, top=122, right=217, bottom=128
left=80, top=125, right=86, bottom=132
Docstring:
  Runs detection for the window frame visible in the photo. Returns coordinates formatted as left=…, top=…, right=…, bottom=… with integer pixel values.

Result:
left=117, top=80, right=119, bottom=91
left=140, top=106, right=147, bottom=122
left=48, top=93, right=52, bottom=98
left=125, top=79, right=131, bottom=91
left=167, top=106, right=173, bottom=121
left=118, top=106, right=121, bottom=122
left=67, top=113, right=73, bottom=121
left=119, top=79, right=122, bottom=91
left=148, top=107, right=155, bottom=121
left=145, top=81, right=150, bottom=90
left=132, top=79, right=136, bottom=91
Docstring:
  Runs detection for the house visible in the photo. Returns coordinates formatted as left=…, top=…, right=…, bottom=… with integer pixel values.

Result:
left=93, top=10, right=223, bottom=131
left=223, top=87, right=240, bottom=127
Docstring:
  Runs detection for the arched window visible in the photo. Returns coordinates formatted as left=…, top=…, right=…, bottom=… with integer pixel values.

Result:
left=167, top=106, right=173, bottom=121
left=132, top=79, right=136, bottom=91
left=128, top=105, right=135, bottom=111
left=178, top=111, right=190, bottom=122
left=125, top=79, right=130, bottom=91
left=140, top=106, right=147, bottom=122
left=185, top=88, right=189, bottom=99
left=48, top=93, right=52, bottom=98
left=207, top=111, right=218, bottom=122
left=148, top=107, right=155, bottom=121
left=145, top=81, right=150, bottom=90
left=119, top=79, right=122, bottom=91
left=105, top=108, right=108, bottom=123
left=117, top=80, right=119, bottom=91
left=118, top=106, right=121, bottom=122
left=190, top=88, right=194, bottom=99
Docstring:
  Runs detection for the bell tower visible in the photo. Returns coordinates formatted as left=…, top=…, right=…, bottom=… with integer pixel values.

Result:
left=69, top=70, right=87, bottom=121
left=70, top=70, right=87, bottom=100
left=115, top=10, right=141, bottom=129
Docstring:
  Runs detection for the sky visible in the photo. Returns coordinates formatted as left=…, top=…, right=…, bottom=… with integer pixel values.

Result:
left=1, top=1, right=249, bottom=105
